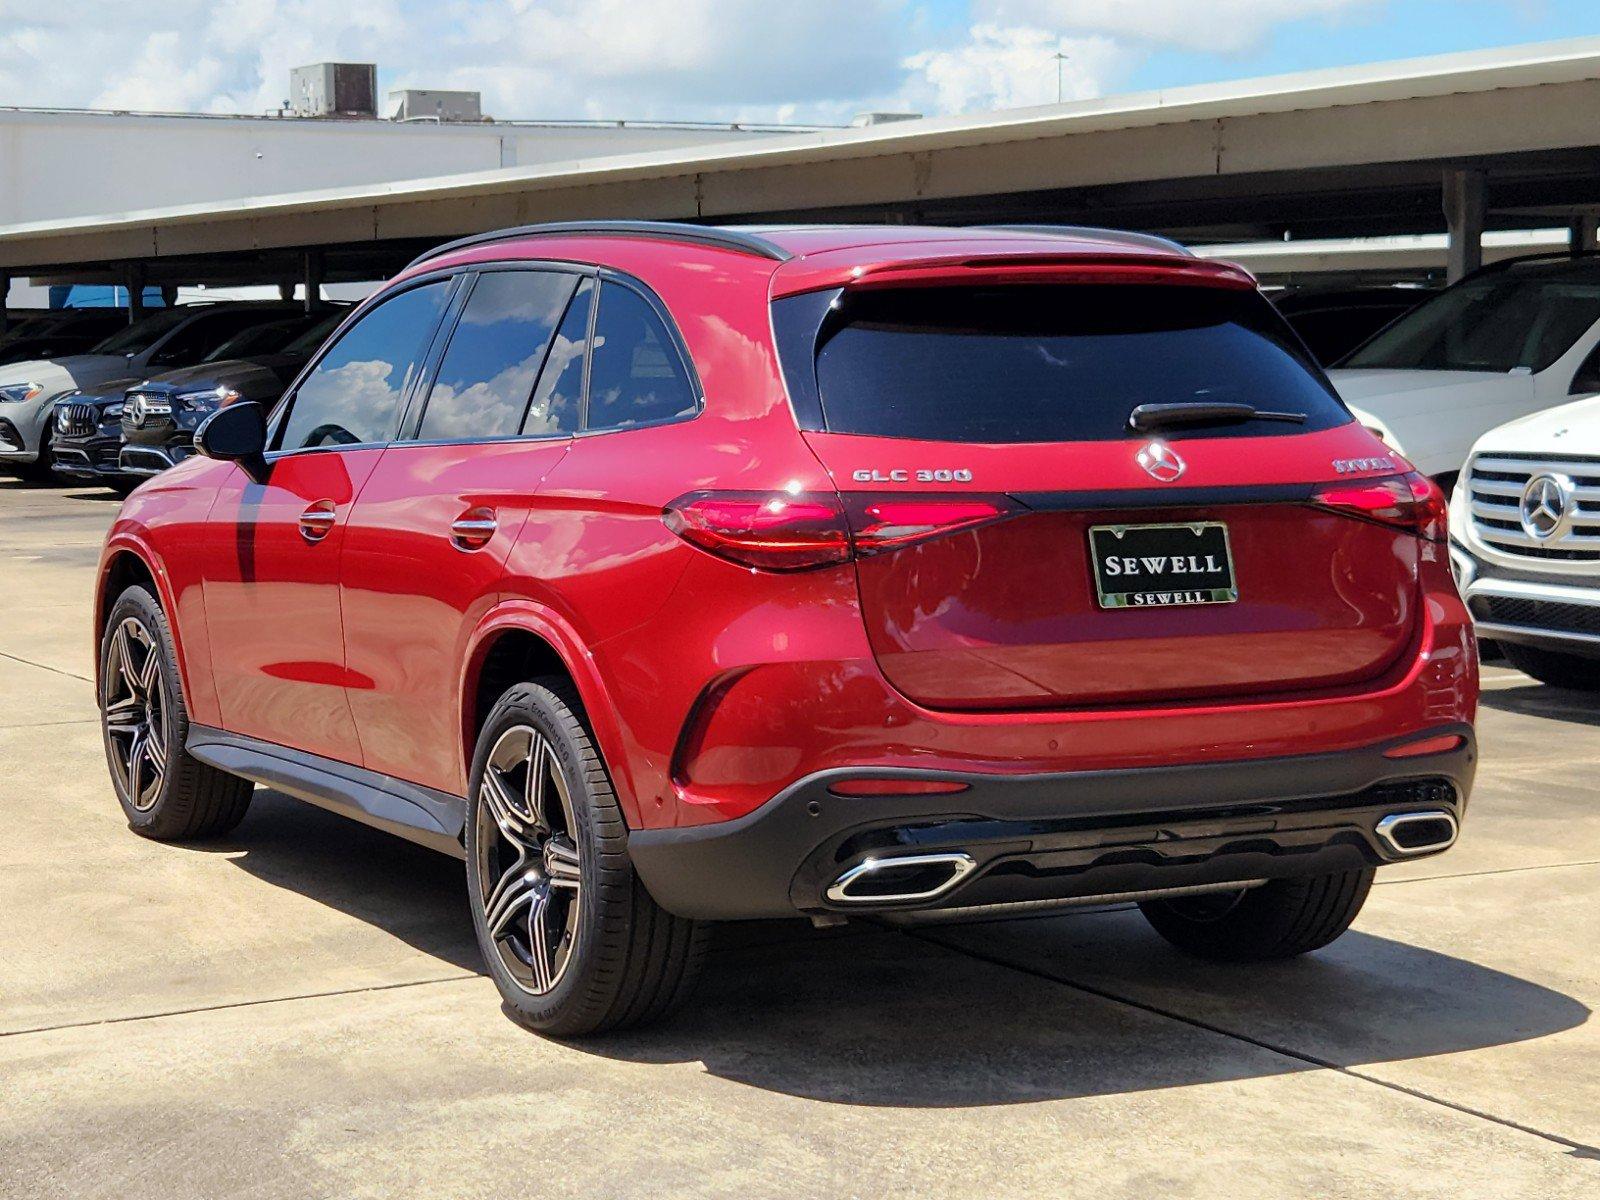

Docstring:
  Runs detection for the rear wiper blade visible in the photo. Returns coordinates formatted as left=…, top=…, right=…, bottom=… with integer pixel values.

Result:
left=1127, top=402, right=1308, bottom=433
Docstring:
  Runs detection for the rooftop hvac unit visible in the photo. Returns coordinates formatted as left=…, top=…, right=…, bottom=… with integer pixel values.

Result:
left=388, top=89, right=485, bottom=123
left=289, top=63, right=378, bottom=118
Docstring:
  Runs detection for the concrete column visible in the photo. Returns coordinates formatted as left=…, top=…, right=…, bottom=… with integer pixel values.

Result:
left=1571, top=214, right=1599, bottom=256
left=125, top=263, right=146, bottom=323
left=1443, top=167, right=1487, bottom=284
left=302, top=250, right=324, bottom=313
left=278, top=281, right=295, bottom=302
left=0, top=274, right=10, bottom=336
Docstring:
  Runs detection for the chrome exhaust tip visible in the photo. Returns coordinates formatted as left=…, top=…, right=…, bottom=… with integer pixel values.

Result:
left=1375, top=810, right=1459, bottom=857
left=825, top=852, right=977, bottom=904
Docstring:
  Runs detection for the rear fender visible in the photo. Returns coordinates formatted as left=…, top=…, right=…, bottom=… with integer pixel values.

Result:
left=461, top=601, right=643, bottom=827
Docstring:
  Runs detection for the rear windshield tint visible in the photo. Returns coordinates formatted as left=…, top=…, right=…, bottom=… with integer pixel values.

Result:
left=794, top=284, right=1349, bottom=442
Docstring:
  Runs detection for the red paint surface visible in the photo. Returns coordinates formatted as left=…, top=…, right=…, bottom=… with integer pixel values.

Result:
left=96, top=225, right=1476, bottom=837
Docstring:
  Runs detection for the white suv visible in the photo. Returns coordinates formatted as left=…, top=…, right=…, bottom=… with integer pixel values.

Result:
left=1450, top=391, right=1600, bottom=688
left=1330, top=254, right=1600, bottom=486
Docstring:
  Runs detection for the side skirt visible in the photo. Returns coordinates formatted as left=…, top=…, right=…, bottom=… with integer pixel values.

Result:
left=186, top=725, right=467, bottom=859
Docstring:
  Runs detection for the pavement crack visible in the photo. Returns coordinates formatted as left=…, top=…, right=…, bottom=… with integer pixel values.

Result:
left=0, top=650, right=91, bottom=683
left=0, top=972, right=479, bottom=1041
left=1375, top=860, right=1600, bottom=885
left=908, top=927, right=1600, bottom=1163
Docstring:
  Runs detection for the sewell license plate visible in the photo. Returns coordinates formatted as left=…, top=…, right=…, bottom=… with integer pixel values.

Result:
left=1088, top=522, right=1238, bottom=609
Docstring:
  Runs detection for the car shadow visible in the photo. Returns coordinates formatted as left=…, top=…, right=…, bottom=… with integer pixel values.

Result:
left=196, top=788, right=480, bottom=973
left=205, top=789, right=1589, bottom=1110
left=1478, top=680, right=1600, bottom=728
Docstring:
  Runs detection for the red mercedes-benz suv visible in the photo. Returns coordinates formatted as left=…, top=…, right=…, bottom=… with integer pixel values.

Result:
left=94, top=222, right=1477, bottom=1036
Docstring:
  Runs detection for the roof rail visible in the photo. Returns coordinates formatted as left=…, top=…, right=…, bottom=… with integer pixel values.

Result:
left=979, top=224, right=1193, bottom=257
left=407, top=220, right=793, bottom=270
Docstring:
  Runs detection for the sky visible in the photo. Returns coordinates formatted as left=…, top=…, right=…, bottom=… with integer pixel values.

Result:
left=0, top=1, right=1595, bottom=126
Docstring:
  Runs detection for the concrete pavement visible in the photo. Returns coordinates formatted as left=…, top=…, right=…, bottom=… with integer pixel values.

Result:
left=1, top=476, right=1596, bottom=1199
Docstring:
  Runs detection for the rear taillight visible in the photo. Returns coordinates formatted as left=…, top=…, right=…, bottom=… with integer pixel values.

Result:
left=663, top=491, right=1018, bottom=571
left=1310, top=471, right=1446, bottom=542
left=846, top=496, right=1017, bottom=555
left=662, top=492, right=852, bottom=571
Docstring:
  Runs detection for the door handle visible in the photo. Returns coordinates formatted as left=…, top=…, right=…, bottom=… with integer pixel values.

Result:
left=450, top=507, right=498, bottom=551
left=298, top=501, right=338, bottom=544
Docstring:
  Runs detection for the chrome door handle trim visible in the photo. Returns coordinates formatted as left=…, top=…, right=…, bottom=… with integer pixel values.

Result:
left=450, top=511, right=498, bottom=550
left=298, top=504, right=337, bottom=543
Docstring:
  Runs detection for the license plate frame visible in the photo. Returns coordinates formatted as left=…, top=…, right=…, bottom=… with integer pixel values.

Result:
left=1088, top=521, right=1239, bottom=610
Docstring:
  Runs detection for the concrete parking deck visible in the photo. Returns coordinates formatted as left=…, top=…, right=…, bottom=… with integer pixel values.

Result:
left=1, top=477, right=1596, bottom=1199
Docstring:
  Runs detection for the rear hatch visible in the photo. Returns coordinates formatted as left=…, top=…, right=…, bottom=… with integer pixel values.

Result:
left=773, top=264, right=1425, bottom=710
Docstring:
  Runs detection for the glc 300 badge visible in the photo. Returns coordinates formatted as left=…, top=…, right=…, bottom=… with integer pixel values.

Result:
left=851, top=468, right=974, bottom=483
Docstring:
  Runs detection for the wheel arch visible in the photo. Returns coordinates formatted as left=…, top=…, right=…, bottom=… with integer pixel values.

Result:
left=96, top=542, right=177, bottom=679
left=460, top=602, right=642, bottom=827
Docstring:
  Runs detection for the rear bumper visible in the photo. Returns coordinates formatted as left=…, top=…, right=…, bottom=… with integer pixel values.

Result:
left=629, top=726, right=1475, bottom=920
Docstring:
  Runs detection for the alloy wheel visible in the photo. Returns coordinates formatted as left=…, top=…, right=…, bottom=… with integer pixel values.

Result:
left=102, top=617, right=169, bottom=811
left=474, top=724, right=584, bottom=995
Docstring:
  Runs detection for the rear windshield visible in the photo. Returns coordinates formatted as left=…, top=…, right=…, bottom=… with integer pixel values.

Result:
left=797, top=284, right=1349, bottom=443
left=1342, top=260, right=1600, bottom=373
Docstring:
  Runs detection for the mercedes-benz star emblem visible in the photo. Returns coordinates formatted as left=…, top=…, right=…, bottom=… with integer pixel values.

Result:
left=1519, top=472, right=1574, bottom=542
left=1136, top=441, right=1186, bottom=483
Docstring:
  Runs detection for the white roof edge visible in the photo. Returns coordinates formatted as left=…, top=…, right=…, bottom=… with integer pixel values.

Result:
left=4, top=35, right=1600, bottom=243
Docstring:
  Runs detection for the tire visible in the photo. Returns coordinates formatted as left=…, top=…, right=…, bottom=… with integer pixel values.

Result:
left=1499, top=641, right=1600, bottom=690
left=17, top=430, right=54, bottom=482
left=1138, top=868, right=1374, bottom=961
left=466, top=679, right=709, bottom=1037
left=99, top=584, right=253, bottom=840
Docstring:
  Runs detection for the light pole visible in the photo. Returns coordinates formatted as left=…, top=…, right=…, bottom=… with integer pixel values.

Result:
left=1053, top=48, right=1069, bottom=104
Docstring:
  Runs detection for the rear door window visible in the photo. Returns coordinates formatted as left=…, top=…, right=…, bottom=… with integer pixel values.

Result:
left=794, top=284, right=1349, bottom=443
left=585, top=280, right=697, bottom=431
left=523, top=277, right=593, bottom=436
left=416, top=269, right=578, bottom=441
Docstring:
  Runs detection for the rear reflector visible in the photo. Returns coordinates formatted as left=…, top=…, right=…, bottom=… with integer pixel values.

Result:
left=1383, top=734, right=1466, bottom=759
left=664, top=490, right=1018, bottom=571
left=1310, top=471, right=1447, bottom=542
left=827, top=778, right=972, bottom=797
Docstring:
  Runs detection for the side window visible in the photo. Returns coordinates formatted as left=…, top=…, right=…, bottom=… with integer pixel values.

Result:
left=277, top=282, right=450, bottom=451
left=524, top=278, right=593, bottom=436
left=586, top=281, right=697, bottom=431
left=417, top=270, right=577, bottom=441
left=1572, top=341, right=1600, bottom=395
left=151, top=310, right=280, bottom=366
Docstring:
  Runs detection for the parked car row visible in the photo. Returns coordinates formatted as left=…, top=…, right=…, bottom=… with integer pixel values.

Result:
left=0, top=302, right=345, bottom=491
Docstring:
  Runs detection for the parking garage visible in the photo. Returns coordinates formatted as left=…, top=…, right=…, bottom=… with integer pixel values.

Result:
left=5, top=33, right=1600, bottom=1200
left=4, top=37, right=1600, bottom=312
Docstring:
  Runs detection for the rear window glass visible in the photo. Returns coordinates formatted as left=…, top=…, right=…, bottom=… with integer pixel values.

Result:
left=801, top=284, right=1350, bottom=443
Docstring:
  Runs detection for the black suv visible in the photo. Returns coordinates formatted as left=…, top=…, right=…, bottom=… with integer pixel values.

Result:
left=51, top=304, right=315, bottom=491
left=119, top=309, right=346, bottom=478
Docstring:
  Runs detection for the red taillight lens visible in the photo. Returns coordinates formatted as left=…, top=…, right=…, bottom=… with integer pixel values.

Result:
left=663, top=491, right=852, bottom=571
left=1310, top=471, right=1446, bottom=542
left=664, top=491, right=1019, bottom=571
left=846, top=496, right=1018, bottom=555
left=827, top=778, right=972, bottom=797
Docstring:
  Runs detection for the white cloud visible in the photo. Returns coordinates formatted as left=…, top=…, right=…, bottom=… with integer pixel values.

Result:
left=977, top=0, right=1381, bottom=56
left=0, top=0, right=1382, bottom=124
left=903, top=26, right=1136, bottom=114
